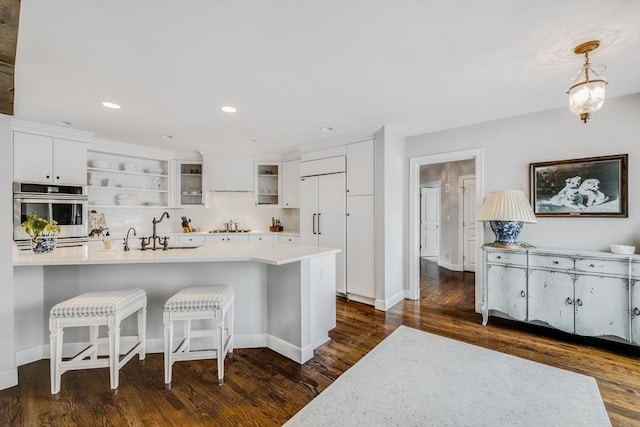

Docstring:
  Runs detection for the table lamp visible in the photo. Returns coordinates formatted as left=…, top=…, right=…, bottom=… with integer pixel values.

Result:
left=478, top=190, right=537, bottom=248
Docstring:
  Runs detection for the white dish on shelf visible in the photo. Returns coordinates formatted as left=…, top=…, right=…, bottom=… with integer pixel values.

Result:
left=90, top=200, right=110, bottom=205
left=123, top=163, right=138, bottom=173
left=145, top=167, right=163, bottom=174
left=610, top=244, right=635, bottom=255
left=144, top=202, right=161, bottom=206
left=89, top=160, right=111, bottom=169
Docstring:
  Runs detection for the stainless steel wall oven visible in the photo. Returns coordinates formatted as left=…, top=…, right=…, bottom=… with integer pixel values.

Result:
left=13, top=182, right=88, bottom=249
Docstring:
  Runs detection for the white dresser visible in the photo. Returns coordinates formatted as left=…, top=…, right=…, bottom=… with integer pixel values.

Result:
left=482, top=246, right=640, bottom=346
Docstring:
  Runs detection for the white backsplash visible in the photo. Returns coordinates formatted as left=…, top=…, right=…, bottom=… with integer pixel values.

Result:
left=92, top=192, right=299, bottom=238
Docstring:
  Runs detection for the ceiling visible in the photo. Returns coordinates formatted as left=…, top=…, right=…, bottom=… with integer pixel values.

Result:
left=13, top=0, right=640, bottom=154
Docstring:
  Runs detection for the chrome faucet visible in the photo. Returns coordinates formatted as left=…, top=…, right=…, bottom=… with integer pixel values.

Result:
left=141, top=211, right=171, bottom=250
left=123, top=227, right=137, bottom=251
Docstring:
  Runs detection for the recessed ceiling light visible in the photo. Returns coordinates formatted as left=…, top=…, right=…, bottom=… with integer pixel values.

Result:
left=161, top=134, right=174, bottom=141
left=321, top=126, right=334, bottom=132
left=55, top=120, right=72, bottom=126
left=221, top=106, right=237, bottom=113
left=102, top=101, right=121, bottom=109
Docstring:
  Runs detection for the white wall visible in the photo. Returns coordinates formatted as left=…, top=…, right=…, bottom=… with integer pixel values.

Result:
left=0, top=114, right=17, bottom=389
left=407, top=93, right=640, bottom=252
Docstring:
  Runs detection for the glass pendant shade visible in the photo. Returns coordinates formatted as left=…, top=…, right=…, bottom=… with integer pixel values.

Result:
left=568, top=79, right=607, bottom=122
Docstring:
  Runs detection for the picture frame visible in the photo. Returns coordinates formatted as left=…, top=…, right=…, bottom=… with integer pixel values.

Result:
left=529, top=154, right=628, bottom=217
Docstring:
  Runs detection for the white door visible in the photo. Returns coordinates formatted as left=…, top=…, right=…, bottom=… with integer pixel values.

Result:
left=347, top=195, right=374, bottom=298
left=462, top=176, right=476, bottom=272
left=420, top=187, right=439, bottom=257
left=300, top=176, right=319, bottom=246
left=318, top=173, right=346, bottom=294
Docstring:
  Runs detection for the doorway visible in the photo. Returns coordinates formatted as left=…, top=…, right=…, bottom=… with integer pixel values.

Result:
left=460, top=175, right=476, bottom=272
left=408, top=149, right=484, bottom=313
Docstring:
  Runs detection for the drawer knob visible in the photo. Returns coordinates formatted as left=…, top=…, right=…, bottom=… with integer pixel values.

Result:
left=566, top=297, right=573, bottom=305
left=520, top=290, right=526, bottom=298
left=589, top=264, right=595, bottom=268
left=496, top=255, right=502, bottom=259
left=552, top=260, right=559, bottom=265
left=576, top=299, right=583, bottom=307
left=634, top=307, right=640, bottom=316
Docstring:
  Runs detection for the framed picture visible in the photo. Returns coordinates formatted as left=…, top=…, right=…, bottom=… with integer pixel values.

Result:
left=529, top=154, right=628, bottom=217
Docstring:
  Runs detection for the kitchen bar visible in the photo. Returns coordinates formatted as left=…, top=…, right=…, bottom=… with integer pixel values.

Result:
left=13, top=242, right=338, bottom=367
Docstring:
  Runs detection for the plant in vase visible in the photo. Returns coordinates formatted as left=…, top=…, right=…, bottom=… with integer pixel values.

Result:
left=21, top=212, right=61, bottom=253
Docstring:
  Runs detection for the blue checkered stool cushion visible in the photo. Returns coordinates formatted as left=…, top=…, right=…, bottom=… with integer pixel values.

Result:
left=164, top=285, right=234, bottom=388
left=49, top=288, right=147, bottom=396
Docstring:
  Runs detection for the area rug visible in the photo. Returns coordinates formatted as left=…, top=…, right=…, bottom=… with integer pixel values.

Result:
left=285, top=326, right=610, bottom=426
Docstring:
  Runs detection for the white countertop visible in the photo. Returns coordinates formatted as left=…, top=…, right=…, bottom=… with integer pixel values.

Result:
left=14, top=242, right=338, bottom=267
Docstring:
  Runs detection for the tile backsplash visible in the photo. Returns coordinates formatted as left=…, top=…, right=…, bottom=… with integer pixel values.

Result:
left=91, top=192, right=299, bottom=238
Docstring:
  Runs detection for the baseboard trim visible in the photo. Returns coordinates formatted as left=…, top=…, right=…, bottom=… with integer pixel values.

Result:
left=438, top=260, right=463, bottom=271
left=266, top=334, right=303, bottom=364
left=0, top=368, right=18, bottom=391
left=374, top=290, right=405, bottom=311
left=15, top=345, right=44, bottom=367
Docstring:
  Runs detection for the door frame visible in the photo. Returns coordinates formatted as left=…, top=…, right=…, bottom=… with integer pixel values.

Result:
left=420, top=181, right=440, bottom=258
left=408, top=148, right=484, bottom=313
left=459, top=174, right=476, bottom=272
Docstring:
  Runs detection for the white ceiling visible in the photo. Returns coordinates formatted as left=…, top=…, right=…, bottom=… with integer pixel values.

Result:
left=13, top=0, right=640, bottom=154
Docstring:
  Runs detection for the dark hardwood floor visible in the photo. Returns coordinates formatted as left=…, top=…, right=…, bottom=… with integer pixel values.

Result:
left=1, top=260, right=638, bottom=426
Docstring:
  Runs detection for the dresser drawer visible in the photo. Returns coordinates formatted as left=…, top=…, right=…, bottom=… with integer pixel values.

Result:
left=486, top=251, right=527, bottom=266
left=632, top=261, right=640, bottom=279
left=529, top=254, right=574, bottom=270
left=575, top=258, right=629, bottom=276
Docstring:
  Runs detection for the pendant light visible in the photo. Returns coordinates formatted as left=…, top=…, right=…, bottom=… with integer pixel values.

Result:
left=567, top=40, right=607, bottom=123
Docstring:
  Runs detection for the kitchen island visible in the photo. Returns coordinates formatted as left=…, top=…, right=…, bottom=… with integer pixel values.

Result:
left=13, top=242, right=338, bottom=369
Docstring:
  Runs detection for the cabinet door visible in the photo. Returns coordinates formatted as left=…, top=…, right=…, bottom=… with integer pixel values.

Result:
left=277, top=235, right=300, bottom=244
left=172, top=234, right=205, bottom=246
left=318, top=173, right=346, bottom=294
left=226, top=234, right=249, bottom=244
left=574, top=275, right=629, bottom=340
left=299, top=176, right=318, bottom=246
left=248, top=234, right=274, bottom=243
left=528, top=269, right=575, bottom=333
left=176, top=161, right=204, bottom=207
left=282, top=159, right=300, bottom=208
left=631, top=280, right=640, bottom=345
left=53, top=138, right=87, bottom=185
left=255, top=162, right=281, bottom=206
left=346, top=140, right=374, bottom=196
left=486, top=264, right=528, bottom=321
left=205, top=235, right=228, bottom=244
left=14, top=132, right=53, bottom=182
left=346, top=195, right=374, bottom=298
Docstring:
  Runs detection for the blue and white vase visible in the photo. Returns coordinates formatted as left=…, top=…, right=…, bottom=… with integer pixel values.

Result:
left=31, top=236, right=57, bottom=254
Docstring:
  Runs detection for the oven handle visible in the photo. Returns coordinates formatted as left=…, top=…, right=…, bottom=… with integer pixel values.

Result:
left=14, top=195, right=88, bottom=203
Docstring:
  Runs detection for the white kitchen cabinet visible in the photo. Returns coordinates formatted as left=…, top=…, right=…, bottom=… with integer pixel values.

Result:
left=203, top=154, right=254, bottom=192
left=300, top=173, right=346, bottom=294
left=86, top=151, right=169, bottom=208
left=346, top=195, right=374, bottom=299
left=248, top=234, right=274, bottom=243
left=174, top=160, right=204, bottom=207
left=277, top=234, right=300, bottom=244
left=483, top=246, right=638, bottom=347
left=171, top=234, right=205, bottom=246
left=346, top=139, right=374, bottom=196
left=205, top=234, right=249, bottom=244
left=14, top=132, right=87, bottom=185
left=282, top=159, right=300, bottom=208
left=255, top=162, right=281, bottom=206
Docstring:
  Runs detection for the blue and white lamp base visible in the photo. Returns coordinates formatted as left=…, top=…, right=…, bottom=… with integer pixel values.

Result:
left=489, top=221, right=527, bottom=248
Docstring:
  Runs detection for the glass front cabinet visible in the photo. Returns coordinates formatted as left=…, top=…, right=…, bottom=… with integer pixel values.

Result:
left=173, top=160, right=204, bottom=207
left=255, top=162, right=281, bottom=206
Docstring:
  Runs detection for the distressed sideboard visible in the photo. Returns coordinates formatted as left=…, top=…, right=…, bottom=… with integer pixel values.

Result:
left=482, top=246, right=640, bottom=346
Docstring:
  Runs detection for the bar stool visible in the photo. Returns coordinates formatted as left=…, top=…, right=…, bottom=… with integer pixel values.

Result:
left=49, top=288, right=147, bottom=396
left=164, top=284, right=234, bottom=388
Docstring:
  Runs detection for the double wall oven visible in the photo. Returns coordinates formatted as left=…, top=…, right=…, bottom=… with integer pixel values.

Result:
left=13, top=182, right=88, bottom=249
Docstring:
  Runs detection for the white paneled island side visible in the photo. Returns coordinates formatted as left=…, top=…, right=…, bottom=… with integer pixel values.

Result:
left=13, top=243, right=338, bottom=372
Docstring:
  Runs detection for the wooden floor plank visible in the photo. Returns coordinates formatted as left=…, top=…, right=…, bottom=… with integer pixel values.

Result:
left=0, top=260, right=638, bottom=426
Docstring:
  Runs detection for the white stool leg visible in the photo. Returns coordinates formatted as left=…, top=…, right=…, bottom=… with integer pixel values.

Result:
left=108, top=315, right=121, bottom=393
left=164, top=311, right=173, bottom=388
left=89, top=325, right=99, bottom=361
left=184, top=319, right=191, bottom=352
left=138, top=306, right=146, bottom=362
left=49, top=317, right=63, bottom=395
left=217, top=313, right=224, bottom=385
left=229, top=299, right=234, bottom=357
